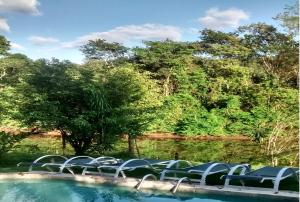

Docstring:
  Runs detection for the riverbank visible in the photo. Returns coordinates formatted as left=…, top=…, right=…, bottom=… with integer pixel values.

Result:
left=140, top=133, right=250, bottom=141
left=0, top=127, right=251, bottom=141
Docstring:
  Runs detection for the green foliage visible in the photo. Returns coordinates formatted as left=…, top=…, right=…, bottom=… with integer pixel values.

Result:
left=274, top=1, right=299, bottom=35
left=0, top=35, right=10, bottom=56
left=0, top=131, right=24, bottom=157
left=80, top=39, right=129, bottom=65
left=134, top=40, right=195, bottom=96
left=197, top=29, right=251, bottom=63
left=104, top=65, right=161, bottom=136
left=175, top=108, right=226, bottom=136
left=12, top=58, right=161, bottom=155
left=0, top=15, right=298, bottom=156
left=0, top=53, right=32, bottom=126
left=237, top=23, right=299, bottom=87
left=0, top=54, right=32, bottom=87
left=15, top=59, right=120, bottom=155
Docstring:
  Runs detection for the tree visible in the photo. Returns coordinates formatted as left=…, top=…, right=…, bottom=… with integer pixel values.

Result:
left=0, top=47, right=32, bottom=126
left=0, top=54, right=31, bottom=87
left=274, top=1, right=299, bottom=36
left=238, top=23, right=299, bottom=87
left=0, top=35, right=10, bottom=56
left=197, top=29, right=251, bottom=64
left=104, top=65, right=161, bottom=155
left=80, top=39, right=129, bottom=66
left=264, top=118, right=298, bottom=166
left=17, top=59, right=118, bottom=155
left=249, top=97, right=298, bottom=166
left=134, top=40, right=195, bottom=96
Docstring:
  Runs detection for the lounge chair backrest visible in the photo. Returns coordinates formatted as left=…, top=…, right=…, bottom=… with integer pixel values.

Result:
left=89, top=156, right=121, bottom=165
left=59, top=156, right=94, bottom=173
left=120, top=159, right=152, bottom=168
left=247, top=166, right=299, bottom=178
left=29, top=155, right=68, bottom=172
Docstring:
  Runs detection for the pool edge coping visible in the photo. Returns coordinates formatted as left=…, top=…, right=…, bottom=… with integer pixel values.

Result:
left=0, top=172, right=298, bottom=200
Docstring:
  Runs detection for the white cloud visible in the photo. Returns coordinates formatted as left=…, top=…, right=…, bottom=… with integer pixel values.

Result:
left=0, top=17, right=9, bottom=32
left=0, top=0, right=40, bottom=32
left=198, top=8, right=249, bottom=30
left=0, top=0, right=41, bottom=15
left=10, top=42, right=25, bottom=50
left=28, top=36, right=59, bottom=46
left=61, top=24, right=182, bottom=48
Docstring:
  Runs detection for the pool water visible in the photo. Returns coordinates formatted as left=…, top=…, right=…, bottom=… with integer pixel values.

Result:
left=0, top=179, right=296, bottom=202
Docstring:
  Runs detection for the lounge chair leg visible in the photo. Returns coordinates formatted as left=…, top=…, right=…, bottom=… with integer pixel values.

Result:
left=135, top=174, right=157, bottom=190
left=97, top=168, right=102, bottom=175
left=160, top=170, right=167, bottom=181
left=224, top=164, right=250, bottom=188
left=200, top=163, right=230, bottom=186
left=273, top=167, right=289, bottom=194
left=170, top=177, right=192, bottom=194
left=121, top=171, right=126, bottom=178
left=66, top=167, right=75, bottom=175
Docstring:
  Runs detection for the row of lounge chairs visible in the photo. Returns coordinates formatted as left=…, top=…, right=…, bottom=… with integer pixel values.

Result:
left=17, top=155, right=299, bottom=194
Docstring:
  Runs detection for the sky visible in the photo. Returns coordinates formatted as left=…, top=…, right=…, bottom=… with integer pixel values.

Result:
left=0, top=0, right=295, bottom=64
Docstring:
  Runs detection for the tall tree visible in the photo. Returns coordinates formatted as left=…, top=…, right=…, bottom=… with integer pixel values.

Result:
left=80, top=39, right=129, bottom=66
left=0, top=36, right=32, bottom=125
left=134, top=40, right=195, bottom=96
left=0, top=35, right=10, bottom=56
left=197, top=29, right=251, bottom=64
left=274, top=1, right=299, bottom=36
left=17, top=59, right=118, bottom=155
left=238, top=23, right=299, bottom=87
left=104, top=65, right=160, bottom=155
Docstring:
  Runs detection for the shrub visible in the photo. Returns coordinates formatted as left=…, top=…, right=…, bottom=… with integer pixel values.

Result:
left=0, top=131, right=24, bottom=157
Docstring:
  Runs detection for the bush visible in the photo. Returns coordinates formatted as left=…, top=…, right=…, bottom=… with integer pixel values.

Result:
left=0, top=131, right=24, bottom=157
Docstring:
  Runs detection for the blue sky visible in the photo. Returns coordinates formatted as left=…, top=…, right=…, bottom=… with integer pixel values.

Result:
left=0, top=0, right=295, bottom=63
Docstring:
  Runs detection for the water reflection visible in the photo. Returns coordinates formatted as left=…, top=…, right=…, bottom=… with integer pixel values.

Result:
left=0, top=180, right=296, bottom=202
left=118, top=139, right=297, bottom=166
left=0, top=180, right=143, bottom=202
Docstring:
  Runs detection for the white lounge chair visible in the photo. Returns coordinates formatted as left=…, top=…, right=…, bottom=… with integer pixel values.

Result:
left=17, top=155, right=68, bottom=172
left=91, top=159, right=191, bottom=178
left=160, top=162, right=250, bottom=186
left=17, top=155, right=121, bottom=175
left=222, top=166, right=299, bottom=193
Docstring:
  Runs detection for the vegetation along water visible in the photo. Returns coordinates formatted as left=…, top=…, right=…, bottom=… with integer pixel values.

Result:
left=0, top=2, right=298, bottom=168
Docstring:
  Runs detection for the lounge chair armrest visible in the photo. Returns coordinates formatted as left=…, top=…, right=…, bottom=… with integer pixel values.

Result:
left=163, top=167, right=187, bottom=171
left=17, top=162, right=26, bottom=167
left=188, top=169, right=204, bottom=174
left=224, top=175, right=263, bottom=181
left=220, top=174, right=226, bottom=180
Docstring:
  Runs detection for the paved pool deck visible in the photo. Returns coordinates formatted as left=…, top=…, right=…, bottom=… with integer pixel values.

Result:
left=0, top=172, right=298, bottom=200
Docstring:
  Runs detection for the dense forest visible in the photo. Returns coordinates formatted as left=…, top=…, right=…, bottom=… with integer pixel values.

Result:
left=0, top=3, right=298, bottom=163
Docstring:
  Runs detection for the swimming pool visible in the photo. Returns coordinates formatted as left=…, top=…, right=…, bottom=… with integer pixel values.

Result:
left=0, top=179, right=297, bottom=202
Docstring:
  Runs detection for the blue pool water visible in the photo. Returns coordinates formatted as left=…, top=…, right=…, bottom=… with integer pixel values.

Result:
left=0, top=179, right=296, bottom=202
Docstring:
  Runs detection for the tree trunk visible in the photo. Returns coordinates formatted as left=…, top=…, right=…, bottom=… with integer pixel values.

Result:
left=60, top=130, right=67, bottom=155
left=128, top=135, right=135, bottom=156
left=73, top=141, right=85, bottom=156
left=134, top=138, right=140, bottom=158
left=64, top=133, right=90, bottom=156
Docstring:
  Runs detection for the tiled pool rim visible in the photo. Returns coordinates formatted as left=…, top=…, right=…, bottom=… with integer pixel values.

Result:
left=0, top=172, right=298, bottom=200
